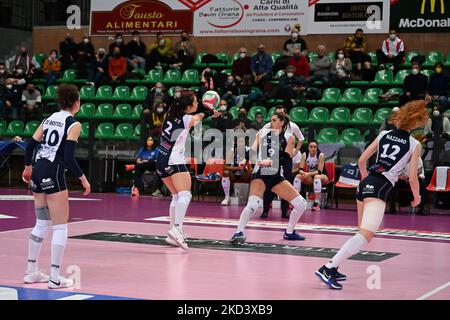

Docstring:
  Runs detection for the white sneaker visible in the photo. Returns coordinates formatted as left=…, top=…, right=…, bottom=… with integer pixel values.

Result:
left=24, top=270, right=49, bottom=284
left=221, top=197, right=231, bottom=206
left=167, top=227, right=188, bottom=250
left=152, top=189, right=162, bottom=197
left=48, top=275, right=74, bottom=289
left=165, top=236, right=178, bottom=247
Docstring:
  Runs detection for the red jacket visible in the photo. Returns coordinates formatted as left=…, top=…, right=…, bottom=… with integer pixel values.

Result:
left=108, top=56, right=127, bottom=78
left=288, top=56, right=309, bottom=77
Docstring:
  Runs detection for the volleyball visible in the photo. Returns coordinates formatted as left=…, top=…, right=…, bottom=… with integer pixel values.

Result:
left=201, top=90, right=220, bottom=110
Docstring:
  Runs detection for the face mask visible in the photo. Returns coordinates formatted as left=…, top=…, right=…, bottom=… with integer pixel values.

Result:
left=389, top=34, right=396, bottom=40
left=227, top=78, right=233, bottom=83
left=155, top=88, right=162, bottom=94
left=411, top=68, right=419, bottom=75
left=133, top=37, right=138, bottom=42
left=116, top=38, right=122, bottom=43
left=16, top=69, right=23, bottom=74
left=433, top=110, right=440, bottom=117
left=240, top=53, right=246, bottom=59
left=174, top=92, right=181, bottom=98
left=287, top=72, right=294, bottom=78
left=50, top=54, right=57, bottom=59
left=219, top=105, right=227, bottom=111
left=157, top=108, right=164, bottom=113
left=291, top=32, right=298, bottom=38
left=0, top=70, right=5, bottom=74
left=338, top=53, right=344, bottom=59
left=6, top=84, right=12, bottom=89
left=159, top=39, right=165, bottom=46
left=435, top=67, right=442, bottom=73
left=83, top=38, right=89, bottom=44
left=181, top=37, right=188, bottom=42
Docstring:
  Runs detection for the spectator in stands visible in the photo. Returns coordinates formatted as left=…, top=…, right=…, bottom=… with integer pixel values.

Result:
left=109, top=33, right=127, bottom=57
left=147, top=32, right=174, bottom=70
left=307, top=45, right=331, bottom=85
left=234, top=107, right=252, bottom=131
left=126, top=31, right=146, bottom=73
left=277, top=65, right=306, bottom=106
left=376, top=29, right=405, bottom=73
left=353, top=58, right=376, bottom=82
left=172, top=31, right=196, bottom=71
left=232, top=47, right=252, bottom=83
left=274, top=26, right=308, bottom=73
left=213, top=100, right=235, bottom=132
left=6, top=47, right=39, bottom=78
left=251, top=44, right=273, bottom=89
left=235, top=74, right=254, bottom=108
left=198, top=68, right=216, bottom=97
left=142, top=82, right=171, bottom=121
left=131, top=136, right=162, bottom=197
left=75, top=35, right=95, bottom=77
left=0, top=63, right=10, bottom=86
left=59, top=33, right=77, bottom=71
left=42, top=49, right=61, bottom=87
left=21, top=83, right=41, bottom=121
left=379, top=106, right=400, bottom=132
left=424, top=105, right=450, bottom=141
left=400, top=62, right=428, bottom=105
left=0, top=78, right=21, bottom=119
left=343, top=28, right=369, bottom=71
left=428, top=62, right=449, bottom=109
left=147, top=101, right=168, bottom=138
left=87, top=48, right=108, bottom=87
left=108, top=47, right=128, bottom=83
left=221, top=75, right=239, bottom=107
left=330, top=48, right=352, bottom=88
left=288, top=48, right=309, bottom=79
left=251, top=112, right=265, bottom=131
left=9, top=65, right=28, bottom=90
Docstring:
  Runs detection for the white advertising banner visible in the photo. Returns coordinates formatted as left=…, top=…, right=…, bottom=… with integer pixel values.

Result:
left=193, top=0, right=309, bottom=37
left=307, top=0, right=390, bottom=34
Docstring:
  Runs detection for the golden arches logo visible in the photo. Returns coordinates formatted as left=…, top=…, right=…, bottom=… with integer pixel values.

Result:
left=120, top=4, right=141, bottom=19
left=421, top=0, right=445, bottom=14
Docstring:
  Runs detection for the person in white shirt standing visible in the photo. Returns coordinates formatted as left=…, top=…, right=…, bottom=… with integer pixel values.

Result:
left=376, top=29, right=405, bottom=73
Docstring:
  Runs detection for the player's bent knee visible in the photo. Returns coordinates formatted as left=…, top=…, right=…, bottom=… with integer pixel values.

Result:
left=177, top=191, right=192, bottom=205
left=290, top=195, right=307, bottom=212
left=360, top=201, right=385, bottom=234
left=246, top=195, right=262, bottom=214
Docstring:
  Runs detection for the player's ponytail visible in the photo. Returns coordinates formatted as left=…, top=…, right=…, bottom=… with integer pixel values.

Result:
left=167, top=93, right=196, bottom=120
left=389, top=99, right=429, bottom=132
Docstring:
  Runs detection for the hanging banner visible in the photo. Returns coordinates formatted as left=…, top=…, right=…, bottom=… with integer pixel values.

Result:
left=193, top=0, right=309, bottom=37
left=390, top=0, right=450, bottom=33
left=90, top=0, right=194, bottom=35
left=307, top=0, right=390, bottom=34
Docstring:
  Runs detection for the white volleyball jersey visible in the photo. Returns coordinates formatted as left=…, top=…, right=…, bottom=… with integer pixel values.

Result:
left=253, top=128, right=289, bottom=175
left=292, top=151, right=302, bottom=166
left=263, top=121, right=304, bottom=142
left=372, top=129, right=420, bottom=185
left=304, top=152, right=320, bottom=172
left=35, top=110, right=78, bottom=164
left=158, top=113, right=193, bottom=166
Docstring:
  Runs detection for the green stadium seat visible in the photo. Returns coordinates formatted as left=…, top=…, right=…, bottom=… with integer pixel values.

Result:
left=328, top=107, right=350, bottom=125
left=95, top=85, right=113, bottom=100
left=340, top=128, right=363, bottom=145
left=113, top=123, right=134, bottom=140
left=445, top=53, right=450, bottom=67
left=312, top=87, right=340, bottom=105
left=423, top=51, right=444, bottom=68
left=339, top=88, right=362, bottom=105
left=163, top=69, right=182, bottom=84
left=214, top=52, right=232, bottom=67
left=59, top=69, right=76, bottom=82
left=368, top=51, right=379, bottom=67
left=5, top=120, right=24, bottom=136
left=112, top=85, right=130, bottom=100
left=372, top=70, right=393, bottom=85
left=275, top=70, right=285, bottom=79
left=248, top=106, right=267, bottom=121
left=386, top=87, right=403, bottom=95
left=317, top=127, right=339, bottom=144
left=265, top=106, right=276, bottom=121
left=193, top=52, right=208, bottom=67
left=80, top=122, right=89, bottom=139
left=421, top=69, right=434, bottom=78
left=327, top=52, right=336, bottom=63
left=308, top=107, right=329, bottom=124
left=23, top=121, right=40, bottom=137
left=0, top=120, right=7, bottom=136
left=95, top=122, right=114, bottom=139
left=189, top=86, right=199, bottom=93
left=94, top=103, right=114, bottom=119
left=229, top=106, right=240, bottom=120
left=113, top=104, right=132, bottom=119
left=403, top=51, right=422, bottom=67
left=80, top=85, right=96, bottom=100
left=130, top=104, right=143, bottom=120
left=129, top=86, right=148, bottom=101
left=393, top=69, right=410, bottom=85
left=289, top=107, right=308, bottom=124
left=373, top=108, right=392, bottom=124
left=43, top=85, right=58, bottom=100
left=77, top=103, right=96, bottom=119
left=33, top=53, right=47, bottom=66
left=361, top=88, right=383, bottom=105
left=221, top=69, right=232, bottom=75
left=271, top=52, right=282, bottom=63
left=308, top=52, right=318, bottom=62
left=145, top=69, right=163, bottom=83
left=132, top=124, right=141, bottom=140
left=349, top=107, right=372, bottom=126
left=180, top=69, right=200, bottom=84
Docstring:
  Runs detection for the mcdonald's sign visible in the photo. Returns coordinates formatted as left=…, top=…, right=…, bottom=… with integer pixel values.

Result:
left=421, top=0, right=445, bottom=14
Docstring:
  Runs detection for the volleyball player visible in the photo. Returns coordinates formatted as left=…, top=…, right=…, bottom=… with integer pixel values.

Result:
left=230, top=113, right=307, bottom=243
left=156, top=93, right=220, bottom=249
left=22, top=84, right=90, bottom=289
left=315, top=100, right=429, bottom=290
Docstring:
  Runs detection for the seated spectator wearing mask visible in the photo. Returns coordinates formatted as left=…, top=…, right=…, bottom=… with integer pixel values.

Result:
left=212, top=100, right=235, bottom=132
left=147, top=32, right=174, bottom=70
left=343, top=28, right=369, bottom=71
left=307, top=45, right=331, bottom=86
left=21, top=83, right=42, bottom=121
left=288, top=48, right=309, bottom=79
left=428, top=62, right=449, bottom=109
left=142, top=82, right=171, bottom=125
left=0, top=63, right=11, bottom=86
left=274, top=27, right=308, bottom=73
left=148, top=102, right=168, bottom=137
left=400, top=62, right=428, bottom=106
left=0, top=78, right=21, bottom=119
left=6, top=47, right=39, bottom=77
left=87, top=48, right=108, bottom=87
left=42, top=49, right=61, bottom=86
left=232, top=48, right=252, bottom=83
left=277, top=65, right=306, bottom=107
left=233, top=107, right=252, bottom=131
left=59, top=33, right=77, bottom=71
left=376, top=29, right=405, bottom=73
left=75, top=36, right=95, bottom=77
left=109, top=33, right=127, bottom=57
left=172, top=31, right=196, bottom=71
left=424, top=105, right=450, bottom=141
left=10, top=65, right=28, bottom=90
left=221, top=75, right=239, bottom=107
left=330, top=48, right=352, bottom=88
left=126, top=30, right=146, bottom=73
left=251, top=112, right=265, bottom=131
left=108, top=47, right=128, bottom=83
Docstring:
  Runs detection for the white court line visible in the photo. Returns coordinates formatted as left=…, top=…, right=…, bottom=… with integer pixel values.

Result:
left=0, top=214, right=17, bottom=219
left=416, top=282, right=450, bottom=300
left=57, top=294, right=94, bottom=300
left=0, top=219, right=95, bottom=234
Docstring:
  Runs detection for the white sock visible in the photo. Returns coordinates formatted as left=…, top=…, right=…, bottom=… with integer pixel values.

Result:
left=221, top=177, right=231, bottom=199
left=293, top=177, right=302, bottom=192
left=314, top=178, right=322, bottom=204
left=174, top=191, right=192, bottom=232
left=51, top=224, right=68, bottom=280
left=237, top=195, right=261, bottom=233
left=326, top=232, right=368, bottom=269
left=169, top=194, right=179, bottom=229
left=286, top=196, right=307, bottom=233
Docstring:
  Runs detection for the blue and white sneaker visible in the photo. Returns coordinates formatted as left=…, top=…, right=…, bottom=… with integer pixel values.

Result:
left=230, top=231, right=246, bottom=244
left=283, top=230, right=306, bottom=241
left=314, top=265, right=343, bottom=290
left=335, top=268, right=347, bottom=282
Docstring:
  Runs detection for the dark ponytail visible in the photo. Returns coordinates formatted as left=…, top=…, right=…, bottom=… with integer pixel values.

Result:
left=167, top=93, right=196, bottom=120
left=273, top=113, right=290, bottom=132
